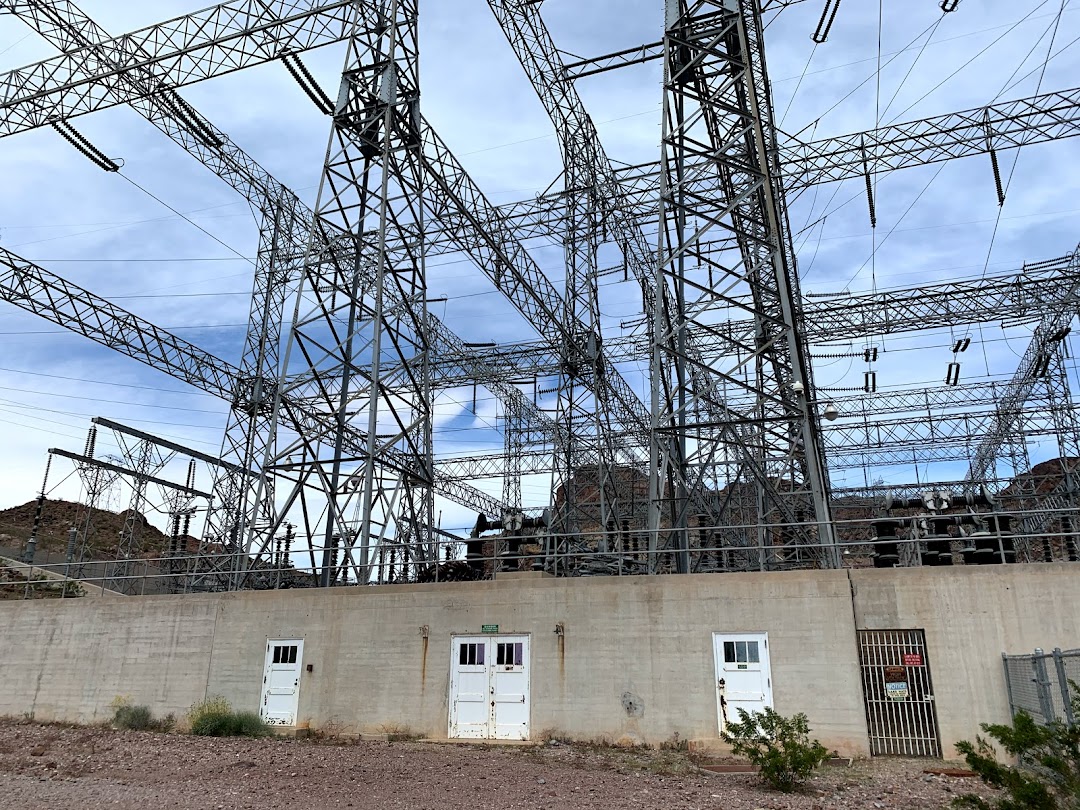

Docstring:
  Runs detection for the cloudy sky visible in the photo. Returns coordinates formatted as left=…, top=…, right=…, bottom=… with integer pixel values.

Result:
left=0, top=0, right=1077, bottom=542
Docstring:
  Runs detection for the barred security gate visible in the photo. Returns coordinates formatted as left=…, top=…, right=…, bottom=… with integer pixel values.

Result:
left=858, top=629, right=941, bottom=757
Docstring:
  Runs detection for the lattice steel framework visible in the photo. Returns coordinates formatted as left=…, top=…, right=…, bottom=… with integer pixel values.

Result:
left=1, top=0, right=1080, bottom=584
left=650, top=0, right=836, bottom=569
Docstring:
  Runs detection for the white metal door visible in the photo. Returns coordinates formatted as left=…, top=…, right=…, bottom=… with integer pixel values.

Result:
left=449, top=637, right=490, bottom=738
left=713, top=632, right=772, bottom=733
left=449, top=635, right=531, bottom=740
left=492, top=637, right=530, bottom=740
left=260, top=639, right=304, bottom=726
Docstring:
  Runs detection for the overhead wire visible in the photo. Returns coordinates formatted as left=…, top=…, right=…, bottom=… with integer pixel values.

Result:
left=0, top=365, right=219, bottom=396
left=884, top=0, right=1054, bottom=124
left=115, top=172, right=254, bottom=265
left=974, top=0, right=1070, bottom=377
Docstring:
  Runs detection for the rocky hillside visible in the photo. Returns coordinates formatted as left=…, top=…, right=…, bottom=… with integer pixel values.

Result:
left=0, top=499, right=196, bottom=559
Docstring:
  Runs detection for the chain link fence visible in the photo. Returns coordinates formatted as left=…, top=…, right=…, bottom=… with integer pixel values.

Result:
left=1003, top=648, right=1079, bottom=726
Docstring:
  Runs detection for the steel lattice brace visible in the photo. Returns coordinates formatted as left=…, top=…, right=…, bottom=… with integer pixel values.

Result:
left=0, top=0, right=356, bottom=135
left=0, top=245, right=507, bottom=520
left=4, top=0, right=569, bottom=571
left=423, top=250, right=1080, bottom=386
left=490, top=87, right=1080, bottom=240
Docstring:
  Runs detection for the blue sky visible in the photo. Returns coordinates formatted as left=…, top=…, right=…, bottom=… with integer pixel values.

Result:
left=0, top=0, right=1078, bottom=537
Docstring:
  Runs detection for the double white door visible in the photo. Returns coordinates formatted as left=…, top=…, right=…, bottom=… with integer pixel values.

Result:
left=449, top=635, right=530, bottom=740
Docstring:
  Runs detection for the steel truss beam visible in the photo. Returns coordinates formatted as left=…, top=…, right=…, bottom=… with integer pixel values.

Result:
left=824, top=408, right=1078, bottom=470
left=491, top=87, right=1080, bottom=239
left=0, top=0, right=357, bottom=136
left=6, top=9, right=1074, bottom=244
left=424, top=249, right=1080, bottom=385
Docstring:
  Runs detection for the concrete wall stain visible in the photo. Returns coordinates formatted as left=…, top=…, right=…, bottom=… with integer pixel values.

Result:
left=420, top=634, right=428, bottom=694
left=621, top=691, right=644, bottom=718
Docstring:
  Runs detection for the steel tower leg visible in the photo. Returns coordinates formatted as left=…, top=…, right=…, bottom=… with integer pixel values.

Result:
left=652, top=0, right=837, bottom=569
left=261, top=0, right=434, bottom=585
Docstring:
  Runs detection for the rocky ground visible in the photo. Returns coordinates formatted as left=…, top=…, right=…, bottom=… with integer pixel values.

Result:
left=0, top=721, right=998, bottom=809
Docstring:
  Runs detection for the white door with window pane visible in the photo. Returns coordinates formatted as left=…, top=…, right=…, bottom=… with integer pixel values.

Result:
left=260, top=638, right=304, bottom=726
left=449, top=638, right=490, bottom=738
left=449, top=635, right=530, bottom=740
left=712, top=633, right=772, bottom=734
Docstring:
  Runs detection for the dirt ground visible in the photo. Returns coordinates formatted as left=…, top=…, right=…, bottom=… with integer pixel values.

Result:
left=0, top=721, right=998, bottom=809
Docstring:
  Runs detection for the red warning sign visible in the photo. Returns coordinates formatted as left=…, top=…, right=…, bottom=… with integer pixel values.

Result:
left=903, top=653, right=923, bottom=667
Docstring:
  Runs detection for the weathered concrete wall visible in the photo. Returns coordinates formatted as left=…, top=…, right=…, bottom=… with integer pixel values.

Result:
left=6, top=596, right=218, bottom=724
left=194, top=569, right=867, bottom=753
left=2, top=564, right=1077, bottom=758
left=850, top=563, right=1080, bottom=755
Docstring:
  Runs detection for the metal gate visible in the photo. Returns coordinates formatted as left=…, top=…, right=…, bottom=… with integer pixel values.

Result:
left=858, top=629, right=941, bottom=757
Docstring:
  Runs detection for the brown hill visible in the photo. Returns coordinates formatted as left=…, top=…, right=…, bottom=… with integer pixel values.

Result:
left=0, top=499, right=196, bottom=559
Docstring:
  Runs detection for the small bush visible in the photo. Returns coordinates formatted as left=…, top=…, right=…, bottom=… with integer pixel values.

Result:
left=721, top=707, right=830, bottom=792
left=188, top=695, right=232, bottom=736
left=188, top=697, right=271, bottom=738
left=231, top=711, right=272, bottom=738
left=109, top=696, right=176, bottom=733
left=113, top=704, right=154, bottom=731
left=953, top=681, right=1080, bottom=809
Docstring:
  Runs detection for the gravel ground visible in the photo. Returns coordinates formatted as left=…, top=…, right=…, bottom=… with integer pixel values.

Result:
left=0, top=721, right=998, bottom=809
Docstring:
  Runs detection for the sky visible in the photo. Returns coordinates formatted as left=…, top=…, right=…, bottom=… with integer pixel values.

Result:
left=0, top=0, right=1078, bottom=542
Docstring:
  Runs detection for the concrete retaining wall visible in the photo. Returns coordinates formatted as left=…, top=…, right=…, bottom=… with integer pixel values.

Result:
left=3, top=564, right=1077, bottom=758
left=851, top=564, right=1080, bottom=754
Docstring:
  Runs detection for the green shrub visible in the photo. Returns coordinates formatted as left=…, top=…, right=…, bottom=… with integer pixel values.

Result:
left=721, top=707, right=830, bottom=792
left=109, top=698, right=174, bottom=732
left=953, top=682, right=1080, bottom=809
left=188, top=697, right=271, bottom=738
left=113, top=703, right=154, bottom=731
left=230, top=711, right=272, bottom=738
